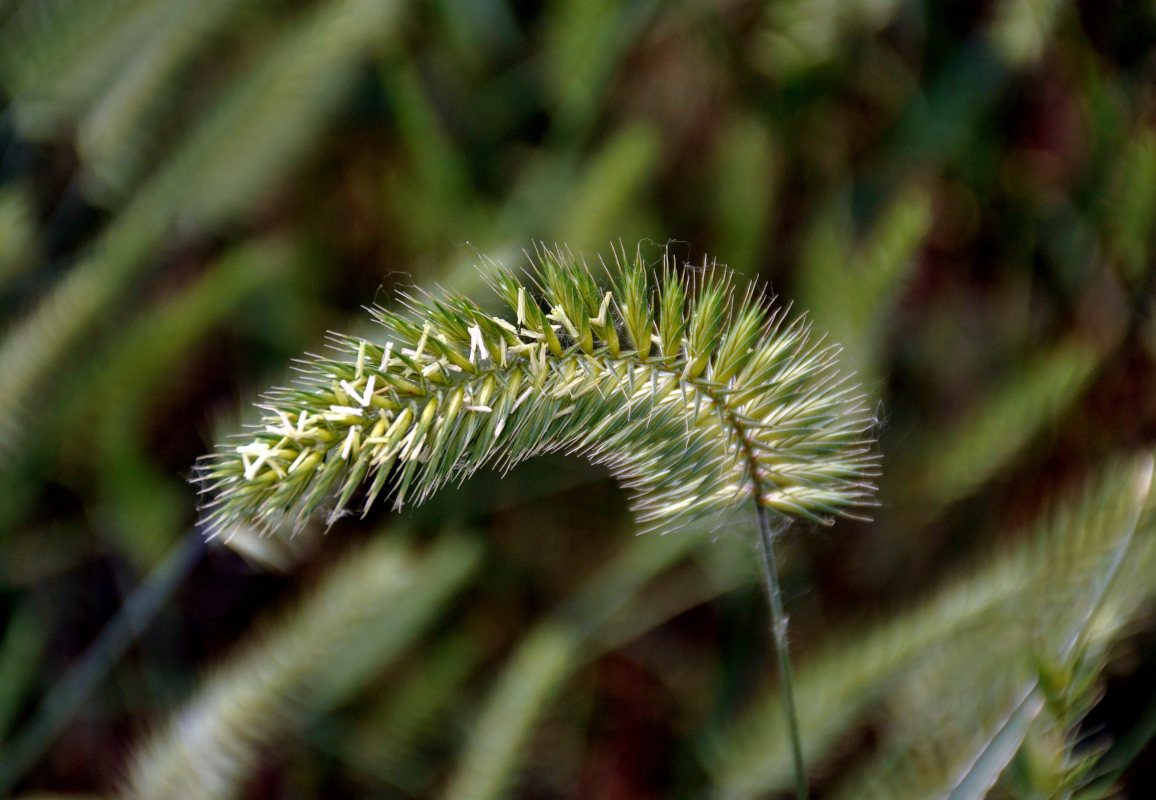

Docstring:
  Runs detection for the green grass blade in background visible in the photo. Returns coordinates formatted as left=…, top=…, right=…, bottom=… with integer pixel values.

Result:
left=987, top=0, right=1066, bottom=67
left=441, top=522, right=717, bottom=800
left=754, top=0, right=910, bottom=80
left=0, top=182, right=37, bottom=284
left=77, top=0, right=255, bottom=202
left=0, top=532, right=205, bottom=797
left=540, top=0, right=654, bottom=144
left=706, top=454, right=1156, bottom=799
left=1102, top=128, right=1156, bottom=287
left=0, top=0, right=163, bottom=137
left=893, top=337, right=1105, bottom=526
left=0, top=602, right=45, bottom=744
left=326, top=632, right=486, bottom=794
left=709, top=113, right=779, bottom=279
left=558, top=124, right=661, bottom=253
left=122, top=532, right=480, bottom=800
left=796, top=183, right=932, bottom=391
left=0, top=0, right=406, bottom=456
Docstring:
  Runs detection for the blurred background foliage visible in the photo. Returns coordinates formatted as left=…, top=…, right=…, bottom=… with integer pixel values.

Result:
left=2, top=0, right=1156, bottom=797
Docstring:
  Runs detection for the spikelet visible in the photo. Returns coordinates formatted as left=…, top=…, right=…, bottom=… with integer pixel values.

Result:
left=194, top=244, right=878, bottom=539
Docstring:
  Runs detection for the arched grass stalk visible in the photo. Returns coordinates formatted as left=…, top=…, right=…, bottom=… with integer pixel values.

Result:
left=756, top=507, right=808, bottom=800
left=195, top=243, right=878, bottom=796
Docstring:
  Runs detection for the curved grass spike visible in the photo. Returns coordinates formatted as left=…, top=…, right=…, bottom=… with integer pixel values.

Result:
left=196, top=243, right=876, bottom=536
left=194, top=242, right=878, bottom=798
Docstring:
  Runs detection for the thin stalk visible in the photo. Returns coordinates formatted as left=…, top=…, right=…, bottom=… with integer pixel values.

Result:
left=755, top=505, right=807, bottom=800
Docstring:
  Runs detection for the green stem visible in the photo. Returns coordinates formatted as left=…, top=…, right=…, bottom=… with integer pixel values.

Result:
left=755, top=504, right=807, bottom=800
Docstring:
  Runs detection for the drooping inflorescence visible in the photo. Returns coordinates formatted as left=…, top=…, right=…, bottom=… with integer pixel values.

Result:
left=195, top=244, right=878, bottom=539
